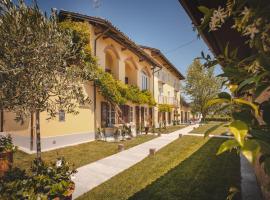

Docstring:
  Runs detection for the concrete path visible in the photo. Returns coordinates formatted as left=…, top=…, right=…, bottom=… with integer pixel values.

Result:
left=240, top=155, right=263, bottom=200
left=73, top=124, right=199, bottom=199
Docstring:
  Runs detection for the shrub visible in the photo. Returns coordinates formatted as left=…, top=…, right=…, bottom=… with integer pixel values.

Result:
left=0, top=135, right=17, bottom=153
left=0, top=158, right=76, bottom=200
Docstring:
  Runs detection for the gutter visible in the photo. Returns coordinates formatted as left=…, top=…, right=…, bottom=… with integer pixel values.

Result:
left=93, top=27, right=110, bottom=137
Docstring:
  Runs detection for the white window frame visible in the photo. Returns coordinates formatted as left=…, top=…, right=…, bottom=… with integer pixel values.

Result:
left=141, top=71, right=148, bottom=90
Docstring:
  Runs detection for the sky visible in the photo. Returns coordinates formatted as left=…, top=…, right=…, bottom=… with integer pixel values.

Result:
left=26, top=0, right=218, bottom=76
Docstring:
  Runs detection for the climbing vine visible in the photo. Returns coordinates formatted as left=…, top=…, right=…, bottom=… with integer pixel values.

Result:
left=158, top=104, right=172, bottom=113
left=60, top=20, right=156, bottom=106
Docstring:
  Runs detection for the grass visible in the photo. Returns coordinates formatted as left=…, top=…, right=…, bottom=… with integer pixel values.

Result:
left=190, top=122, right=230, bottom=136
left=13, top=134, right=156, bottom=171
left=155, top=125, right=186, bottom=134
left=77, top=136, right=241, bottom=200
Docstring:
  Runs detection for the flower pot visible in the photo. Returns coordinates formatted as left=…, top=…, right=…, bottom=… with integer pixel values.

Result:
left=145, top=127, right=149, bottom=134
left=0, top=158, right=10, bottom=177
left=0, top=151, right=13, bottom=176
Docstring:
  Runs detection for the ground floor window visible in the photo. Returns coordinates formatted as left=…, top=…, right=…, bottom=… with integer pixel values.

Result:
left=181, top=111, right=184, bottom=123
left=101, top=102, right=115, bottom=128
left=168, top=112, right=171, bottom=124
left=129, top=106, right=133, bottom=123
left=119, top=105, right=134, bottom=124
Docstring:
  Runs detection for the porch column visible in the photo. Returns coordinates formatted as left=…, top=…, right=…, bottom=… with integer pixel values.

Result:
left=118, top=59, right=125, bottom=83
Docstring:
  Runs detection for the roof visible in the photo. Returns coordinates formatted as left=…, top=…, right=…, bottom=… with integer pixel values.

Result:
left=59, top=10, right=162, bottom=69
left=140, top=45, right=185, bottom=80
left=178, top=0, right=252, bottom=62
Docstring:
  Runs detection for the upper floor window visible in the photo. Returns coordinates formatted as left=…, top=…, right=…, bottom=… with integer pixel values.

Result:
left=158, top=83, right=163, bottom=95
left=141, top=71, right=148, bottom=90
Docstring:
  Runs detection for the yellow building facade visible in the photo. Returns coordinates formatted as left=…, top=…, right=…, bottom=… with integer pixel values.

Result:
left=0, top=10, right=186, bottom=153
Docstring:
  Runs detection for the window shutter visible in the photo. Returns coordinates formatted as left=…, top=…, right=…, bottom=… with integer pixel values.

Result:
left=101, top=102, right=108, bottom=127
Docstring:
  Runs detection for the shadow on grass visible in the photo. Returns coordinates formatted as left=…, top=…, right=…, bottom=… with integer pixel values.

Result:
left=129, top=138, right=241, bottom=200
left=204, top=124, right=223, bottom=136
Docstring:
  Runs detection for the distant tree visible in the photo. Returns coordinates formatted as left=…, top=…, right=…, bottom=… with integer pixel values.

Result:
left=0, top=1, right=96, bottom=158
left=184, top=59, right=223, bottom=121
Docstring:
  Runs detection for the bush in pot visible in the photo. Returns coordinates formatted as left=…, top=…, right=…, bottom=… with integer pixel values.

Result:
left=0, top=157, right=76, bottom=200
left=0, top=135, right=17, bottom=176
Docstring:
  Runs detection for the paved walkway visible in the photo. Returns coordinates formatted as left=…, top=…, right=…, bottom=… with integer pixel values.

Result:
left=73, top=124, right=199, bottom=199
left=240, top=155, right=263, bottom=200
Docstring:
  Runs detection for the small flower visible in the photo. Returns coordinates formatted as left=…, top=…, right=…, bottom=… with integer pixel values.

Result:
left=241, top=7, right=251, bottom=18
left=243, top=24, right=259, bottom=39
left=200, top=17, right=205, bottom=24
left=209, top=6, right=227, bottom=31
left=56, top=160, right=62, bottom=168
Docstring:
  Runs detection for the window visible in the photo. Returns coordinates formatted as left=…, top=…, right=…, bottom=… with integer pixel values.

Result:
left=129, top=106, right=133, bottom=122
left=120, top=105, right=129, bottom=123
left=101, top=102, right=115, bottom=127
left=125, top=77, right=129, bottom=84
left=141, top=71, right=148, bottom=90
left=168, top=112, right=171, bottom=124
left=105, top=68, right=111, bottom=74
left=158, top=83, right=163, bottom=95
left=59, top=110, right=65, bottom=122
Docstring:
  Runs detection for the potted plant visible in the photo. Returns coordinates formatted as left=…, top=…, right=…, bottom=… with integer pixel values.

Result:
left=0, top=157, right=76, bottom=200
left=0, top=134, right=17, bottom=176
left=114, top=127, right=120, bottom=141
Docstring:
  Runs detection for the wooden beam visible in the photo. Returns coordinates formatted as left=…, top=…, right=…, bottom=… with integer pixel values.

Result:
left=103, top=36, right=109, bottom=40
left=151, top=52, right=159, bottom=57
left=139, top=58, right=145, bottom=62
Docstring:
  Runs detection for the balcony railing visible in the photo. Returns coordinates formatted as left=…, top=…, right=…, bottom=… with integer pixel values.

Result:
left=158, top=95, right=179, bottom=107
left=174, top=82, right=181, bottom=91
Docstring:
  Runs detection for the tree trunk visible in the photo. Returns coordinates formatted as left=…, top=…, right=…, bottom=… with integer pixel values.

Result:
left=35, top=110, right=41, bottom=159
left=30, top=113, right=34, bottom=151
left=201, top=112, right=206, bottom=123
left=0, top=109, right=3, bottom=132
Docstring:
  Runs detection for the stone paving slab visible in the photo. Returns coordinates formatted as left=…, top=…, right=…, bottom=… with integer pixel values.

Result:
left=73, top=125, right=198, bottom=199
left=240, top=155, right=263, bottom=200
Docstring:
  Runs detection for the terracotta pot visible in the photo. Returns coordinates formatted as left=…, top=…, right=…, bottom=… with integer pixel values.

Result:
left=0, top=151, right=13, bottom=163
left=0, top=151, right=13, bottom=176
left=0, top=158, right=9, bottom=177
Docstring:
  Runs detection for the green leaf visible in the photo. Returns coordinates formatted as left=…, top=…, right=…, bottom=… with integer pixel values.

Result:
left=237, top=76, right=256, bottom=91
left=198, top=6, right=211, bottom=15
left=224, top=43, right=229, bottom=58
left=217, top=139, right=240, bottom=155
left=228, top=84, right=238, bottom=93
left=233, top=98, right=259, bottom=117
left=258, top=53, right=270, bottom=72
left=205, top=98, right=230, bottom=108
left=218, top=92, right=231, bottom=100
left=241, top=140, right=260, bottom=164
left=229, top=120, right=248, bottom=146
left=255, top=84, right=269, bottom=98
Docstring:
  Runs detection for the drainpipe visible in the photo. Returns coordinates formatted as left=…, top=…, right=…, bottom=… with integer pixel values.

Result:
left=152, top=66, right=161, bottom=130
left=93, top=27, right=110, bottom=138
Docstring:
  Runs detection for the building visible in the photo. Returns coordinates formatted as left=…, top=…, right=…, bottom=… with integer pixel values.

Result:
left=0, top=10, right=185, bottom=153
left=140, top=46, right=184, bottom=127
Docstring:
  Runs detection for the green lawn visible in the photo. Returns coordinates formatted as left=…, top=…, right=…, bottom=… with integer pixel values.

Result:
left=190, top=122, right=230, bottom=136
left=14, top=135, right=156, bottom=171
left=77, top=136, right=241, bottom=200
left=155, top=125, right=186, bottom=134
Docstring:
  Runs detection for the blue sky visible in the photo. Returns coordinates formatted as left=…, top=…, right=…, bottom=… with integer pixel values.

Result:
left=27, top=0, right=217, bottom=76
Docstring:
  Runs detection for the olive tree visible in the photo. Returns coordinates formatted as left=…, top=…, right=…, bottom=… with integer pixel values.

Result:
left=0, top=0, right=95, bottom=158
left=184, top=59, right=223, bottom=121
